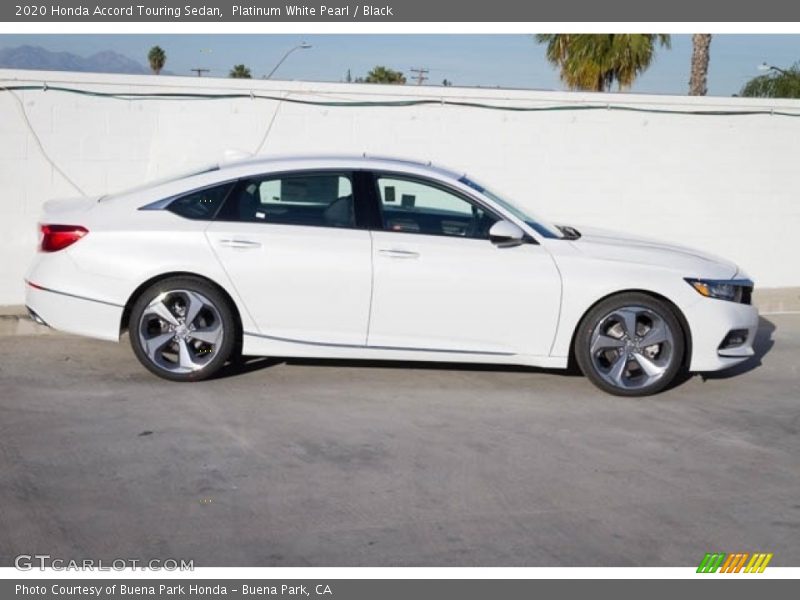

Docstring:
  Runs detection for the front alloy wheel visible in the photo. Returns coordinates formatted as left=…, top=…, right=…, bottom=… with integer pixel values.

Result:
left=576, top=293, right=685, bottom=396
left=129, top=277, right=237, bottom=381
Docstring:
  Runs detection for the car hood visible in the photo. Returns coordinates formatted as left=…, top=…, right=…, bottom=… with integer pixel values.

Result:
left=566, top=225, right=739, bottom=279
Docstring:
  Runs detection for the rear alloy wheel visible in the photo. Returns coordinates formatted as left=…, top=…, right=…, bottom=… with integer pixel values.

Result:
left=575, top=293, right=685, bottom=396
left=129, top=277, right=237, bottom=381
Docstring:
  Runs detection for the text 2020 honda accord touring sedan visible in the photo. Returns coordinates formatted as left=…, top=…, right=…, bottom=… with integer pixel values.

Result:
left=25, top=155, right=758, bottom=396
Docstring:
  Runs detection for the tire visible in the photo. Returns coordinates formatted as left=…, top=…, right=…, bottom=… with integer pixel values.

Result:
left=574, top=292, right=685, bottom=397
left=128, top=276, right=238, bottom=382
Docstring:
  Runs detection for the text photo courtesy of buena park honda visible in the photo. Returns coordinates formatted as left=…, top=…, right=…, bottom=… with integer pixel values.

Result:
left=1, top=32, right=799, bottom=571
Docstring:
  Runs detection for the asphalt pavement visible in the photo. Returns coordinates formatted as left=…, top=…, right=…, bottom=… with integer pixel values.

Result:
left=0, top=315, right=798, bottom=567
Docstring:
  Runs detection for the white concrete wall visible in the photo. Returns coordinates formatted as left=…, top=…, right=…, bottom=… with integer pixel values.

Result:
left=1, top=68, right=799, bottom=305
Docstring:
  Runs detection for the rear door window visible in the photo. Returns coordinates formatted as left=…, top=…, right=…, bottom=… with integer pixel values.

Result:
left=219, top=172, right=355, bottom=228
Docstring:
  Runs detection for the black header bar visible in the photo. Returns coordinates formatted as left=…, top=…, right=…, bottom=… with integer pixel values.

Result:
left=3, top=0, right=800, bottom=22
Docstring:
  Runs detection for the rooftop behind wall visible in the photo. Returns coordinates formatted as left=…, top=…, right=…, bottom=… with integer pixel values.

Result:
left=1, top=68, right=799, bottom=305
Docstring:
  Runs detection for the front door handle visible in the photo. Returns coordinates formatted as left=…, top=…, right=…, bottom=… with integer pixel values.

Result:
left=219, top=239, right=262, bottom=249
left=378, top=249, right=420, bottom=259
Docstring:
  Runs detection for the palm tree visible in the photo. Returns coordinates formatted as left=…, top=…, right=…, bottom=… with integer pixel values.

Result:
left=363, top=66, right=406, bottom=84
left=229, top=64, right=252, bottom=79
left=536, top=34, right=671, bottom=92
left=147, top=46, right=166, bottom=75
left=740, top=64, right=800, bottom=98
left=689, top=34, right=712, bottom=96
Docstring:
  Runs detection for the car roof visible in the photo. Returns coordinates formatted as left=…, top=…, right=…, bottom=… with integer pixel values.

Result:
left=101, top=154, right=470, bottom=207
left=216, top=153, right=466, bottom=181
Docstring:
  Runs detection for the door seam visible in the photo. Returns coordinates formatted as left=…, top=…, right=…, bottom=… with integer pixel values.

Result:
left=203, top=222, right=260, bottom=333
left=364, top=229, right=376, bottom=345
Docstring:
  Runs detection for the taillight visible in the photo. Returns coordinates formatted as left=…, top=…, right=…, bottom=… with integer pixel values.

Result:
left=40, top=224, right=89, bottom=252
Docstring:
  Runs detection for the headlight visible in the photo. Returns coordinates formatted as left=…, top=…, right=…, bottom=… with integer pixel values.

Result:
left=685, top=278, right=753, bottom=303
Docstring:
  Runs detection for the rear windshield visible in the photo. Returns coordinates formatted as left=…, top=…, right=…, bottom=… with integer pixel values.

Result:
left=99, top=165, right=220, bottom=202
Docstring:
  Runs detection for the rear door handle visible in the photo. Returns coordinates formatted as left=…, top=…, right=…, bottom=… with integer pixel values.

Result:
left=378, top=249, right=420, bottom=259
left=219, top=239, right=262, bottom=249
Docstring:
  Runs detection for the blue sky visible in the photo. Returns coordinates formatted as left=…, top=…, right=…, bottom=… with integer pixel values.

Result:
left=1, top=34, right=798, bottom=96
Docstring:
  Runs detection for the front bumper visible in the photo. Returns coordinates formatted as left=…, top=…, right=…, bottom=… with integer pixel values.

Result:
left=683, top=296, right=760, bottom=372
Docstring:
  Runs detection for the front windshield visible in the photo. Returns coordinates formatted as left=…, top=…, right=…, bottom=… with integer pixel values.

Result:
left=459, top=176, right=563, bottom=239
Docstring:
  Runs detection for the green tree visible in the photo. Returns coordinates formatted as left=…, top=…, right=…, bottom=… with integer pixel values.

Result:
left=740, top=64, right=800, bottom=98
left=689, top=34, right=712, bottom=96
left=363, top=66, right=406, bottom=84
left=229, top=64, right=252, bottom=79
left=536, top=34, right=671, bottom=92
left=147, top=46, right=166, bottom=75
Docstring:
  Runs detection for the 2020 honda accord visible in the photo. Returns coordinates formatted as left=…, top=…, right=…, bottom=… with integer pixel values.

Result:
left=25, top=155, right=758, bottom=396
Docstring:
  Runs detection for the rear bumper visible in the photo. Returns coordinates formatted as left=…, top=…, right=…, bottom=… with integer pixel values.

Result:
left=684, top=297, right=759, bottom=372
left=25, top=282, right=123, bottom=342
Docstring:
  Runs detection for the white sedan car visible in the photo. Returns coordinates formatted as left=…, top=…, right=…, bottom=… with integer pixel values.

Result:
left=25, top=155, right=758, bottom=396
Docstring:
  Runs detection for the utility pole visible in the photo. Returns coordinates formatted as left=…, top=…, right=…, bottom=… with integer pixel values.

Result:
left=410, top=67, right=429, bottom=85
left=191, top=68, right=210, bottom=77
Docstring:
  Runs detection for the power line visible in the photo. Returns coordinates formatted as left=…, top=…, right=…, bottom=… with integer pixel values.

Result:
left=0, top=84, right=86, bottom=196
left=410, top=67, right=429, bottom=86
left=2, top=84, right=800, bottom=117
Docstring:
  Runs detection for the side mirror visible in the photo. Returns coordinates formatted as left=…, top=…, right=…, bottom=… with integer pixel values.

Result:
left=488, top=220, right=525, bottom=247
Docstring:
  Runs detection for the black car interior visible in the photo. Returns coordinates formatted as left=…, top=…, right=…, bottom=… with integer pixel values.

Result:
left=231, top=175, right=355, bottom=228
left=380, top=204, right=497, bottom=238
left=169, top=171, right=499, bottom=238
